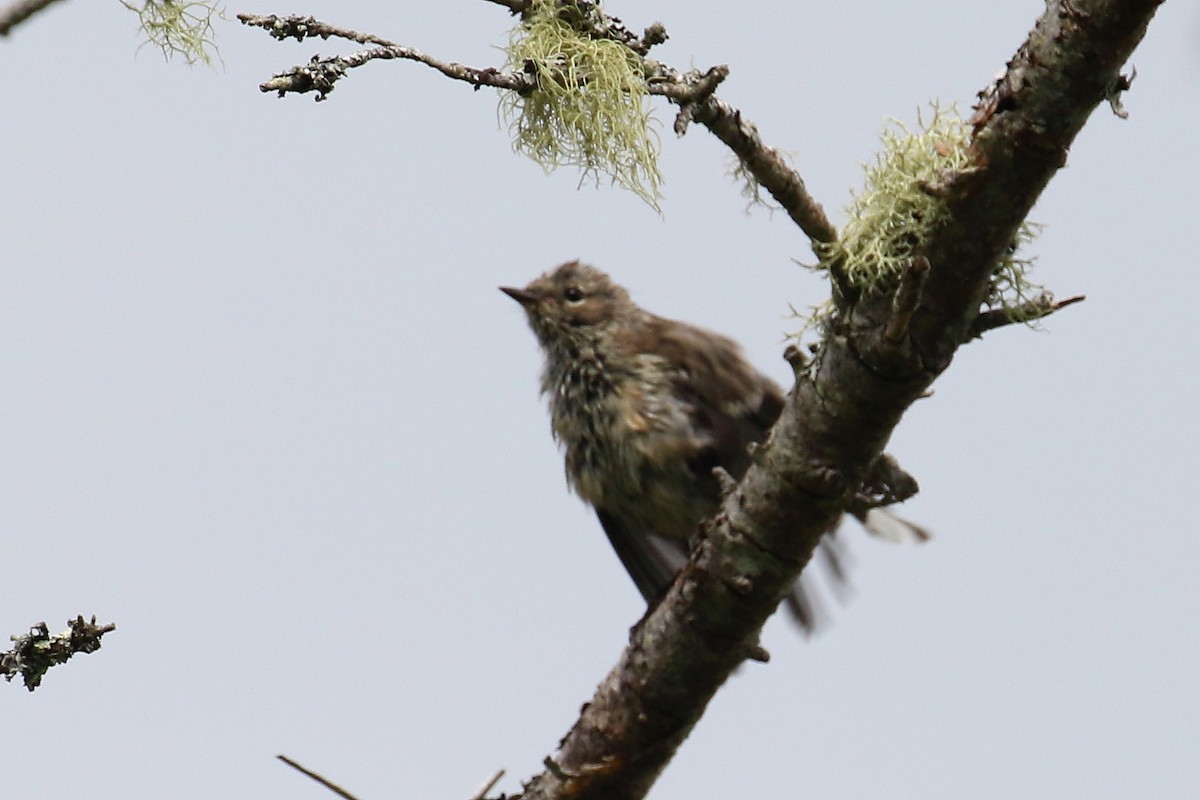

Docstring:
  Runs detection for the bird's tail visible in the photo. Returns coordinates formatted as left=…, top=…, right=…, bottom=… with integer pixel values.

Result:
left=782, top=509, right=930, bottom=634
left=858, top=507, right=931, bottom=545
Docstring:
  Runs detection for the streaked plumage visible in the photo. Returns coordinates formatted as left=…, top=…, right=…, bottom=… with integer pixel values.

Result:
left=503, top=261, right=926, bottom=631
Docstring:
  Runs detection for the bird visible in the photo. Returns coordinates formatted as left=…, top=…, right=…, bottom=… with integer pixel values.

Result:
left=501, top=260, right=927, bottom=633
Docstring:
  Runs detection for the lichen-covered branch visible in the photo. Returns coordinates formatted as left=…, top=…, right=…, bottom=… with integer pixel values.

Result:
left=239, top=7, right=834, bottom=248
left=257, top=47, right=531, bottom=101
left=501, top=1, right=664, bottom=207
left=2, top=616, right=116, bottom=692
left=238, top=13, right=396, bottom=47
left=239, top=14, right=533, bottom=101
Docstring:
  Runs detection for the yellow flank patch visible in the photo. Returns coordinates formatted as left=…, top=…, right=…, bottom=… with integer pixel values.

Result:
left=615, top=383, right=651, bottom=434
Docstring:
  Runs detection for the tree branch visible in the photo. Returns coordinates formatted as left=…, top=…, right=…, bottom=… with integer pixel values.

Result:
left=0, top=0, right=68, bottom=36
left=2, top=616, right=116, bottom=691
left=242, top=2, right=1161, bottom=798
left=238, top=14, right=534, bottom=100
left=238, top=13, right=398, bottom=47
left=968, top=292, right=1086, bottom=340
left=646, top=61, right=838, bottom=246
left=277, top=755, right=362, bottom=800
left=515, top=2, right=1161, bottom=798
left=238, top=10, right=835, bottom=248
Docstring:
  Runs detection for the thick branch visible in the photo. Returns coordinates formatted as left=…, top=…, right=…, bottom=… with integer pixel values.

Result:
left=516, top=2, right=1161, bottom=798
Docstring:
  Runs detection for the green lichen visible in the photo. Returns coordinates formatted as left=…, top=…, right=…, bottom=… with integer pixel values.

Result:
left=730, top=157, right=767, bottom=209
left=810, top=104, right=1043, bottom=325
left=987, top=221, right=1047, bottom=325
left=500, top=0, right=662, bottom=209
left=817, top=105, right=974, bottom=294
left=728, top=153, right=792, bottom=215
left=123, top=1, right=223, bottom=66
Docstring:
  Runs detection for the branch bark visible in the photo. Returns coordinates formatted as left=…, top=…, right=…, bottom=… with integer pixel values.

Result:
left=2, top=616, right=116, bottom=691
left=517, top=2, right=1161, bottom=798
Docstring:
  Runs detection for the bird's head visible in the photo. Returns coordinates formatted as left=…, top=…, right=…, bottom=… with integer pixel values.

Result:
left=501, top=260, right=636, bottom=349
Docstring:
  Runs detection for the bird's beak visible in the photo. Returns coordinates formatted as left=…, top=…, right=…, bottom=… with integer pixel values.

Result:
left=500, top=285, right=537, bottom=306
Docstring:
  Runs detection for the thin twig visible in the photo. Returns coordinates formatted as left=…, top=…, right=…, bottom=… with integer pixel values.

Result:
left=237, top=14, right=397, bottom=47
left=239, top=11, right=836, bottom=250
left=277, top=755, right=362, bottom=800
left=239, top=14, right=533, bottom=101
left=968, top=293, right=1086, bottom=339
left=257, top=48, right=531, bottom=101
left=645, top=59, right=836, bottom=245
left=692, top=94, right=837, bottom=246
left=2, top=616, right=115, bottom=692
left=468, top=769, right=506, bottom=800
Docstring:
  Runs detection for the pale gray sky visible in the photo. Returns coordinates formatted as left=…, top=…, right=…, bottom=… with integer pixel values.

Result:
left=3, top=2, right=1198, bottom=798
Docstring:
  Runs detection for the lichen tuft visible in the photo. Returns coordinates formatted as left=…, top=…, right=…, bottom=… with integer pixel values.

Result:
left=500, top=0, right=662, bottom=209
left=987, top=221, right=1047, bottom=326
left=799, top=104, right=1045, bottom=334
left=123, top=1, right=223, bottom=67
left=816, top=105, right=973, bottom=294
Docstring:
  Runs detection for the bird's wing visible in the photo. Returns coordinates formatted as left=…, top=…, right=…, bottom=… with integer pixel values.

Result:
left=641, top=317, right=852, bottom=633
left=596, top=507, right=689, bottom=606
left=853, top=507, right=932, bottom=544
left=600, top=503, right=844, bottom=635
left=626, top=317, right=928, bottom=635
left=645, top=316, right=785, bottom=479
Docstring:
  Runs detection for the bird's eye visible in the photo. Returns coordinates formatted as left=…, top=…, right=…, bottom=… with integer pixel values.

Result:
left=563, top=287, right=584, bottom=303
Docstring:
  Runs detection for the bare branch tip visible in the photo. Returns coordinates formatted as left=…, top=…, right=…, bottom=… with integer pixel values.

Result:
left=468, top=768, right=506, bottom=800
left=277, top=754, right=362, bottom=800
left=967, top=292, right=1086, bottom=340
left=747, top=643, right=772, bottom=663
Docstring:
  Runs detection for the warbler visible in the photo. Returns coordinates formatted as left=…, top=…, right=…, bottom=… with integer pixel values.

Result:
left=502, top=260, right=926, bottom=631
